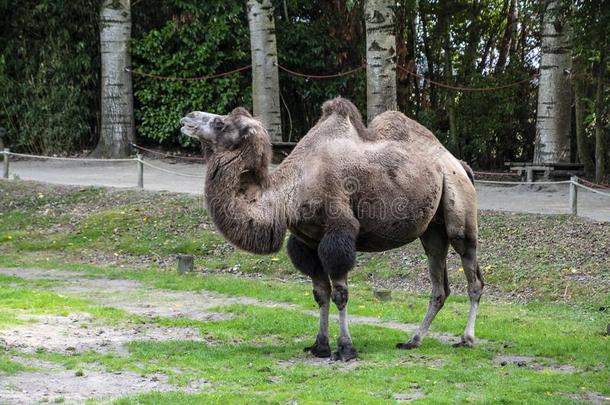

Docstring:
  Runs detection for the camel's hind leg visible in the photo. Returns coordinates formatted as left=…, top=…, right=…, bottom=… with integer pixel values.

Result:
left=450, top=236, right=483, bottom=347
left=397, top=223, right=450, bottom=349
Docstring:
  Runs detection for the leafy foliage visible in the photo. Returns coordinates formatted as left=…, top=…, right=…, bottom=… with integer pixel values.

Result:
left=0, top=0, right=101, bottom=154
left=130, top=1, right=251, bottom=146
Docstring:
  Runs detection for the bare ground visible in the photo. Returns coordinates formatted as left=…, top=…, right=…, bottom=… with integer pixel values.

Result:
left=0, top=357, right=208, bottom=404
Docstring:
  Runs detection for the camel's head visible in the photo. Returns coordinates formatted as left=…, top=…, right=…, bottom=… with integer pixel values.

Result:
left=180, top=107, right=270, bottom=153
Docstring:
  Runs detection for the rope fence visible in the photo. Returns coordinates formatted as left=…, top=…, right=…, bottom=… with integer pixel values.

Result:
left=126, top=65, right=252, bottom=81
left=126, top=61, right=539, bottom=92
left=131, top=143, right=206, bottom=162
left=275, top=63, right=366, bottom=80
left=395, top=65, right=538, bottom=92
left=1, top=149, right=608, bottom=218
left=1, top=148, right=205, bottom=189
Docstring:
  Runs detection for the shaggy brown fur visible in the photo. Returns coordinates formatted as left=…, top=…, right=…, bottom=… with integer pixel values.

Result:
left=181, top=97, right=482, bottom=360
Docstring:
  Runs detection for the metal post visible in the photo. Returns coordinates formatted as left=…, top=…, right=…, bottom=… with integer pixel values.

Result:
left=2, top=148, right=9, bottom=179
left=136, top=154, right=143, bottom=189
left=569, top=176, right=578, bottom=216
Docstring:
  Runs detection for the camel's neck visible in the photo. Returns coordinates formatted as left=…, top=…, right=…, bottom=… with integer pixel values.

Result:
left=204, top=147, right=295, bottom=254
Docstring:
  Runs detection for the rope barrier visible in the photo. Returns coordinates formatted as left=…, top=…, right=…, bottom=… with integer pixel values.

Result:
left=124, top=61, right=536, bottom=92
left=276, top=63, right=366, bottom=80
left=131, top=143, right=205, bottom=162
left=4, top=151, right=135, bottom=162
left=474, top=179, right=571, bottom=185
left=573, top=181, right=610, bottom=197
left=473, top=170, right=519, bottom=177
left=3, top=149, right=610, bottom=199
left=578, top=177, right=610, bottom=190
left=137, top=159, right=205, bottom=179
left=126, top=65, right=252, bottom=81
left=396, top=64, right=538, bottom=92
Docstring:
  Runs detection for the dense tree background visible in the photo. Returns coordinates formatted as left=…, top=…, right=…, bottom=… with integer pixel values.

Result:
left=0, top=0, right=608, bottom=174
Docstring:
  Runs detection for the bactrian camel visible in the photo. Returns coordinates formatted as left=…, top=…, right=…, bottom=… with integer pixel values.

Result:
left=180, top=97, right=482, bottom=361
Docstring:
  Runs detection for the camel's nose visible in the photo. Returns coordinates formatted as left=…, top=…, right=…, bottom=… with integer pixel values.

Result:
left=181, top=111, right=221, bottom=125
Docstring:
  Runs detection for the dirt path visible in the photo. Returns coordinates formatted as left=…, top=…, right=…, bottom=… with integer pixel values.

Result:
left=0, top=267, right=464, bottom=404
left=7, top=160, right=610, bottom=222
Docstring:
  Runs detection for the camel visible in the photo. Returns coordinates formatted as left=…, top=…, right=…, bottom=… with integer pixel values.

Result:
left=180, top=97, right=482, bottom=361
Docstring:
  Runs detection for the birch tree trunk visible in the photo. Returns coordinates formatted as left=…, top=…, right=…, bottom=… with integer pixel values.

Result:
left=573, top=57, right=594, bottom=177
left=247, top=0, right=282, bottom=143
left=445, top=35, right=458, bottom=157
left=533, top=0, right=572, bottom=164
left=96, top=0, right=134, bottom=158
left=365, top=0, right=397, bottom=123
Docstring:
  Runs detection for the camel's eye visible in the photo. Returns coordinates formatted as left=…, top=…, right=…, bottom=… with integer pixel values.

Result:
left=212, top=118, right=225, bottom=132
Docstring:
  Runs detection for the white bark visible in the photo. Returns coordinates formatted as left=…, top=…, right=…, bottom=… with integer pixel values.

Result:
left=97, top=0, right=134, bottom=157
left=533, top=0, right=572, bottom=164
left=247, top=0, right=282, bottom=143
left=365, top=0, right=397, bottom=123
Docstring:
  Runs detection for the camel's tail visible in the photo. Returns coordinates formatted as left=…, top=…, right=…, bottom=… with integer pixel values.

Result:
left=460, top=160, right=475, bottom=185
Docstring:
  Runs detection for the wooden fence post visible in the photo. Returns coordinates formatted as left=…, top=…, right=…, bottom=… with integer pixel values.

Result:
left=177, top=254, right=194, bottom=274
left=136, top=154, right=143, bottom=189
left=2, top=148, right=9, bottom=179
left=569, top=176, right=578, bottom=216
left=526, top=167, right=534, bottom=183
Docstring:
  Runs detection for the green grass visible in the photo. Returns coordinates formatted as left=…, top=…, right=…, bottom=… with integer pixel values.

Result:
left=0, top=180, right=609, bottom=403
left=0, top=260, right=609, bottom=403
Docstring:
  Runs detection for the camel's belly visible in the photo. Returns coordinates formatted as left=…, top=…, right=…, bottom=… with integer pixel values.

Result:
left=355, top=232, right=417, bottom=252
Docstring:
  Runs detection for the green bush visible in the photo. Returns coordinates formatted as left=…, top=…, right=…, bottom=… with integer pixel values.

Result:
left=130, top=1, right=251, bottom=147
left=0, top=0, right=100, bottom=154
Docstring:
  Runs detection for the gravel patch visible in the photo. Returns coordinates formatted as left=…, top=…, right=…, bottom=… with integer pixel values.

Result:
left=0, top=313, right=204, bottom=355
left=0, top=360, right=209, bottom=405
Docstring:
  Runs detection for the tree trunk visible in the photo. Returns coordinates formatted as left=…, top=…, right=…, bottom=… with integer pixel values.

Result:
left=96, top=0, right=134, bottom=158
left=419, top=10, right=436, bottom=110
left=445, top=34, right=458, bottom=157
left=594, top=47, right=607, bottom=183
left=573, top=58, right=595, bottom=177
left=496, top=0, right=518, bottom=72
left=533, top=0, right=572, bottom=164
left=365, top=0, right=397, bottom=123
left=247, top=0, right=282, bottom=142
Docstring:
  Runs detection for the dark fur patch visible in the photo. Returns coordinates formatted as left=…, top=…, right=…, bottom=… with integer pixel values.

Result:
left=287, top=235, right=322, bottom=277
left=317, top=231, right=356, bottom=276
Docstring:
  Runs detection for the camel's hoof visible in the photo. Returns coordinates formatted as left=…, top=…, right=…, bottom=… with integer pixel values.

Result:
left=453, top=337, right=474, bottom=348
left=304, top=341, right=331, bottom=358
left=331, top=345, right=358, bottom=362
left=396, top=337, right=420, bottom=350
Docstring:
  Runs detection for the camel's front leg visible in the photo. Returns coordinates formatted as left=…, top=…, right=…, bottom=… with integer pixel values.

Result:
left=318, top=230, right=358, bottom=362
left=304, top=274, right=332, bottom=357
left=329, top=273, right=357, bottom=361
left=287, top=236, right=331, bottom=357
